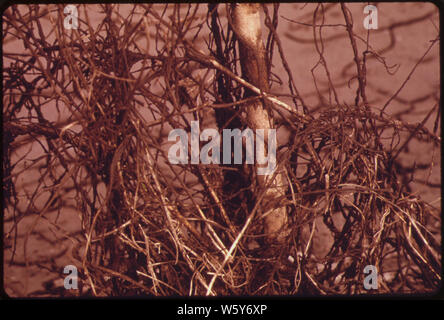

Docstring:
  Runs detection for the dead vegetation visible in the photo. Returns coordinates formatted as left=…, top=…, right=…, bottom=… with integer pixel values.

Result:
left=3, top=3, right=441, bottom=296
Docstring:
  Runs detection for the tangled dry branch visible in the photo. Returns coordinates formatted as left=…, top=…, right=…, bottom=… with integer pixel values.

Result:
left=3, top=3, right=441, bottom=296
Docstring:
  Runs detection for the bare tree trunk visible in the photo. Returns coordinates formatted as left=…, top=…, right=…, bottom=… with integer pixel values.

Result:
left=231, top=3, right=288, bottom=244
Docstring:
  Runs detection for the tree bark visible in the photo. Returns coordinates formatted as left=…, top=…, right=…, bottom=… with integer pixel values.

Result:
left=231, top=3, right=288, bottom=244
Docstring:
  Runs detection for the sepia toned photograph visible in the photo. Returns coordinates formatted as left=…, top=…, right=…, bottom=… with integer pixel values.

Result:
left=2, top=2, right=441, bottom=298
